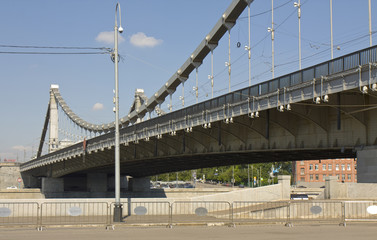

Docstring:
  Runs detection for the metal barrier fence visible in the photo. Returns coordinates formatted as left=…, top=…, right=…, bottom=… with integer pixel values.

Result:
left=111, top=201, right=171, bottom=225
left=171, top=201, right=232, bottom=225
left=0, top=202, right=39, bottom=227
left=1, top=200, right=377, bottom=229
left=40, top=202, right=109, bottom=227
left=233, top=201, right=289, bottom=224
left=288, top=201, right=343, bottom=224
left=344, top=201, right=377, bottom=222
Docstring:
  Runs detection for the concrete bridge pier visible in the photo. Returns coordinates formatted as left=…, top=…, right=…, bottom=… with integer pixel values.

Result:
left=357, top=146, right=377, bottom=183
left=20, top=173, right=39, bottom=189
left=41, top=177, right=64, bottom=193
left=108, top=175, right=129, bottom=192
left=87, top=173, right=107, bottom=193
left=128, top=177, right=150, bottom=192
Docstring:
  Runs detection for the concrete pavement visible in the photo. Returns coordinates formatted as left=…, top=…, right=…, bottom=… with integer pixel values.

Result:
left=1, top=224, right=377, bottom=240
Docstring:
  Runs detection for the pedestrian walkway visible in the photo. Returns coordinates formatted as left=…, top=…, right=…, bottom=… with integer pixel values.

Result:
left=1, top=224, right=377, bottom=240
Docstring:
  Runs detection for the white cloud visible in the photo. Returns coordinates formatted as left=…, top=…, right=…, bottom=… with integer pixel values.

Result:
left=130, top=32, right=163, bottom=48
left=92, top=103, right=104, bottom=111
left=95, top=31, right=125, bottom=44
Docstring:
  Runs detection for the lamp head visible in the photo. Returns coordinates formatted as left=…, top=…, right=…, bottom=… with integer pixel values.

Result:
left=118, top=26, right=124, bottom=33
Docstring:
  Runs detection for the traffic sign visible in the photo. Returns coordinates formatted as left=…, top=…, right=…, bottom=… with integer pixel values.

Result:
left=17, top=177, right=22, bottom=183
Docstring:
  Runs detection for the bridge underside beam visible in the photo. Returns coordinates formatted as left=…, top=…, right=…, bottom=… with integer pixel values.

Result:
left=23, top=147, right=354, bottom=179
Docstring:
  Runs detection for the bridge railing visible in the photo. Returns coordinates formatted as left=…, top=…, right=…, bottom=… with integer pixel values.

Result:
left=186, top=45, right=377, bottom=110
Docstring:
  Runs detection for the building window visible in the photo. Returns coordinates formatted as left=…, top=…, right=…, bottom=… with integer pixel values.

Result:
left=336, top=174, right=340, bottom=180
left=329, top=174, right=332, bottom=176
left=348, top=174, right=351, bottom=181
left=322, top=164, right=326, bottom=171
left=342, top=174, right=345, bottom=181
left=300, top=177, right=305, bottom=181
left=315, top=174, right=319, bottom=181
left=336, top=164, right=339, bottom=171
left=310, top=174, right=313, bottom=181
left=315, top=164, right=319, bottom=170
left=309, top=164, right=313, bottom=170
left=341, top=164, right=345, bottom=171
left=329, top=164, right=332, bottom=171
left=347, top=164, right=351, bottom=171
left=300, top=168, right=305, bottom=175
left=300, top=161, right=304, bottom=165
left=323, top=174, right=326, bottom=180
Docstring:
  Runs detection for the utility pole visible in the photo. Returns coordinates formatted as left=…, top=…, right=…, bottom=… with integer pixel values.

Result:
left=248, top=164, right=250, bottom=187
left=232, top=165, right=235, bottom=187
left=369, top=0, right=373, bottom=46
left=113, top=2, right=124, bottom=223
left=294, top=0, right=302, bottom=70
left=247, top=3, right=251, bottom=86
left=330, top=0, right=334, bottom=59
left=251, top=165, right=254, bottom=187
left=268, top=0, right=275, bottom=78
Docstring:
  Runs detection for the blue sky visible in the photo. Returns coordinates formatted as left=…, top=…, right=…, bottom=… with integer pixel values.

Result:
left=0, top=0, right=375, bottom=161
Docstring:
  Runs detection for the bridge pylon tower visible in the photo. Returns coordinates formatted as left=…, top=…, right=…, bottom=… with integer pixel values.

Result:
left=49, top=84, right=59, bottom=153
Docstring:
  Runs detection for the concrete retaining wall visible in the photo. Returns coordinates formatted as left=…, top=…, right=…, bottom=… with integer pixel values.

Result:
left=0, top=189, right=44, bottom=199
left=0, top=163, right=23, bottom=189
left=325, top=176, right=377, bottom=199
left=190, top=176, right=291, bottom=203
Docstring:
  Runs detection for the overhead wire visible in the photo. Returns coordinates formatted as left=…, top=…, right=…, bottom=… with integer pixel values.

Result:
left=197, top=0, right=301, bottom=97
left=238, top=0, right=294, bottom=19
left=0, top=51, right=109, bottom=55
left=0, top=44, right=112, bottom=55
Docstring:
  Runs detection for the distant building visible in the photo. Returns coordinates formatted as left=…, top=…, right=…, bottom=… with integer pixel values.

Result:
left=293, top=158, right=357, bottom=185
left=3, top=159, right=16, bottom=163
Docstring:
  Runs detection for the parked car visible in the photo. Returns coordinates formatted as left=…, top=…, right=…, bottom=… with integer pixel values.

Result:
left=6, top=186, right=17, bottom=190
left=290, top=194, right=309, bottom=200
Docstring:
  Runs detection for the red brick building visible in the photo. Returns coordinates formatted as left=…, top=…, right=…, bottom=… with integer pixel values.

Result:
left=293, top=158, right=357, bottom=184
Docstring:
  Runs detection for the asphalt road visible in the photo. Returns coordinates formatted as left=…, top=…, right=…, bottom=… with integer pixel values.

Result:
left=1, top=224, right=377, bottom=240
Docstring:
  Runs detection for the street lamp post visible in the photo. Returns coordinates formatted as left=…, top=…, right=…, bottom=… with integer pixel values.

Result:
left=268, top=0, right=275, bottom=79
left=369, top=0, right=372, bottom=46
left=330, top=0, right=333, bottom=59
left=294, top=0, right=301, bottom=70
left=113, top=2, right=123, bottom=223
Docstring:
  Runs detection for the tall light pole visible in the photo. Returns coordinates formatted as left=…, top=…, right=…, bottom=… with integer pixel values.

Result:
left=294, top=0, right=301, bottom=70
left=268, top=0, right=275, bottom=79
left=232, top=165, right=235, bottom=187
left=369, top=0, right=373, bottom=46
left=248, top=164, right=250, bottom=187
left=113, top=2, right=123, bottom=223
left=245, top=3, right=251, bottom=86
left=225, top=31, right=231, bottom=93
left=330, top=0, right=334, bottom=59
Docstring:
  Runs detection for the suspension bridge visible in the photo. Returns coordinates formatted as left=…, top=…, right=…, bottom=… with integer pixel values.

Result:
left=18, top=0, right=377, bottom=192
